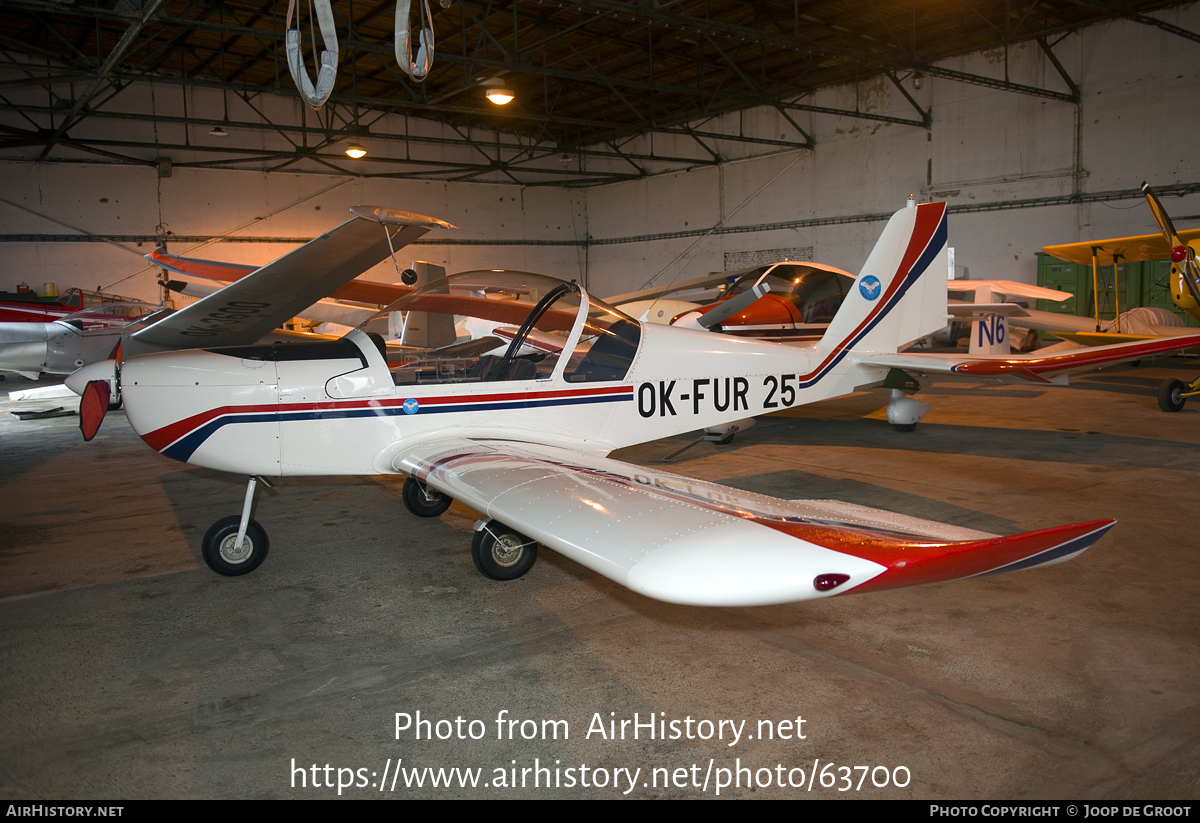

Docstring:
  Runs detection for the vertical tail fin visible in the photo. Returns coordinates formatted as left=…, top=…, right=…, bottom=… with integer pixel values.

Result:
left=968, top=311, right=1011, bottom=355
left=817, top=201, right=949, bottom=356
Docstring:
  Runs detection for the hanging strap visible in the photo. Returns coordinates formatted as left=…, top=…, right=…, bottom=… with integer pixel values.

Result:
left=395, top=0, right=435, bottom=81
left=286, top=0, right=339, bottom=109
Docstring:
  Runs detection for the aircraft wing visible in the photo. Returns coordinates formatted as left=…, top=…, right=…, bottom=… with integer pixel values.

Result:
left=134, top=207, right=452, bottom=347
left=605, top=273, right=742, bottom=305
left=394, top=438, right=1113, bottom=607
left=863, top=332, right=1200, bottom=384
left=606, top=262, right=857, bottom=305
left=148, top=249, right=256, bottom=282
left=947, top=280, right=1069, bottom=302
left=153, top=248, right=412, bottom=308
left=1042, top=228, right=1200, bottom=265
left=167, top=278, right=376, bottom=328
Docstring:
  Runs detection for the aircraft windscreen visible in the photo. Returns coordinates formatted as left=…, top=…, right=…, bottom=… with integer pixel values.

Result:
left=359, top=272, right=640, bottom=386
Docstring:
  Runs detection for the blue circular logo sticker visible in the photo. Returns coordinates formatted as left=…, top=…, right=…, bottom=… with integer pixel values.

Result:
left=858, top=274, right=882, bottom=301
left=402, top=398, right=419, bottom=415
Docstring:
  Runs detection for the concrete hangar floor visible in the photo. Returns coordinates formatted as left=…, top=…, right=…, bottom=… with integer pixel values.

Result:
left=1, top=361, right=1198, bottom=801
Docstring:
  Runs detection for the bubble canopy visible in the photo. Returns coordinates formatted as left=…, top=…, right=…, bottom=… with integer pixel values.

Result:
left=723, top=262, right=854, bottom=324
left=359, top=271, right=642, bottom=386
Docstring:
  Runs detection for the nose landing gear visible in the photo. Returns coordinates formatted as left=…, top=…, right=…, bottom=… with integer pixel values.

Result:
left=201, top=475, right=272, bottom=576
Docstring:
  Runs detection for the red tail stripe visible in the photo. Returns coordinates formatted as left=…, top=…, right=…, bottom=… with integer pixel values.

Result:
left=801, top=203, right=945, bottom=380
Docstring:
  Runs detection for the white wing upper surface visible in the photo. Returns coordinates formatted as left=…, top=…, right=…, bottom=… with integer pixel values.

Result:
left=393, top=438, right=1111, bottom=607
left=134, top=209, right=452, bottom=348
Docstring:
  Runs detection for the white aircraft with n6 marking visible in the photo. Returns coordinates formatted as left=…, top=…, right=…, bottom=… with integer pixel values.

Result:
left=75, top=199, right=1131, bottom=607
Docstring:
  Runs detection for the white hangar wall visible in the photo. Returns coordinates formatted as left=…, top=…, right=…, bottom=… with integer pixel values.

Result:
left=0, top=6, right=1195, bottom=304
left=584, top=5, right=1200, bottom=296
left=0, top=163, right=589, bottom=303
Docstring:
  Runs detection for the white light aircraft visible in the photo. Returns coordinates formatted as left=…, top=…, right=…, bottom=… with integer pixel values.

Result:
left=72, top=199, right=1127, bottom=607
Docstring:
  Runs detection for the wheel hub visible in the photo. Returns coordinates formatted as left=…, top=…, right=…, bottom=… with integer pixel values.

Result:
left=492, top=534, right=525, bottom=567
left=219, top=534, right=253, bottom=564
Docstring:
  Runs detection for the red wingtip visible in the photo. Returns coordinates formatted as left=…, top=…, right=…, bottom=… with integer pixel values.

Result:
left=836, top=518, right=1117, bottom=596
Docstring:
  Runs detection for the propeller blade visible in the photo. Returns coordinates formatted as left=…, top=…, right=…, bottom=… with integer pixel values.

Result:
left=697, top=282, right=772, bottom=329
left=1141, top=181, right=1180, bottom=246
left=79, top=380, right=111, bottom=441
left=1142, top=181, right=1200, bottom=307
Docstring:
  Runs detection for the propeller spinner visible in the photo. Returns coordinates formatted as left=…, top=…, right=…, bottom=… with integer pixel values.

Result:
left=66, top=358, right=120, bottom=441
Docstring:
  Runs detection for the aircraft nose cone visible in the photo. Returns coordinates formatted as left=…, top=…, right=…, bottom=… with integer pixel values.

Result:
left=0, top=323, right=50, bottom=374
left=65, top=359, right=118, bottom=397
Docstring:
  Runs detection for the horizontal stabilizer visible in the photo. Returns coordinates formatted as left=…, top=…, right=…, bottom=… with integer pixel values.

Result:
left=946, top=302, right=1030, bottom=317
left=1051, top=331, right=1161, bottom=346
left=864, top=331, right=1200, bottom=383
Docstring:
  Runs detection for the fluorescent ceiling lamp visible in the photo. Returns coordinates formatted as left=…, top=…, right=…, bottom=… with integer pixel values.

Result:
left=345, top=144, right=367, bottom=158
left=486, top=87, right=514, bottom=105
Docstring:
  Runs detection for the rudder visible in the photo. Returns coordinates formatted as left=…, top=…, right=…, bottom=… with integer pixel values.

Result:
left=817, top=200, right=949, bottom=357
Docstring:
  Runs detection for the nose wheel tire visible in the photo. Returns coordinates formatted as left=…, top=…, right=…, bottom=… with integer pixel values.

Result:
left=202, top=515, right=269, bottom=576
left=1158, top=379, right=1187, bottom=413
left=402, top=476, right=453, bottom=517
left=471, top=522, right=538, bottom=581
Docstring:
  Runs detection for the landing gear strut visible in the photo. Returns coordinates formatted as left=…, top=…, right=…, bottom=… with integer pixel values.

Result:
left=201, top=475, right=271, bottom=576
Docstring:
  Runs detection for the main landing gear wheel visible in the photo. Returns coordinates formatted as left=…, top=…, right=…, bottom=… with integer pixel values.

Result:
left=202, top=515, right=269, bottom=576
left=471, top=522, right=538, bottom=581
left=1158, top=379, right=1188, bottom=413
left=402, top=476, right=453, bottom=517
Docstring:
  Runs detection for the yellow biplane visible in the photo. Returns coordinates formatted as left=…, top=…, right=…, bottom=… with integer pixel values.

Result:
left=1041, top=183, right=1200, bottom=412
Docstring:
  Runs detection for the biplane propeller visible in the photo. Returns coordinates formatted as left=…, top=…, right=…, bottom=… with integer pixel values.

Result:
left=1142, top=182, right=1200, bottom=412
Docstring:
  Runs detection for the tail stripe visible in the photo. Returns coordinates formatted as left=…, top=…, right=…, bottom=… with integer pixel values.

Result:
left=798, top=203, right=947, bottom=388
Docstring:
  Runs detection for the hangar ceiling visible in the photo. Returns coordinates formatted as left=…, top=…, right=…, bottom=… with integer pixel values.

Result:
left=0, top=0, right=1192, bottom=185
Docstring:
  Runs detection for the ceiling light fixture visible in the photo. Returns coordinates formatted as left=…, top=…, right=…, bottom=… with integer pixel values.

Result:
left=345, top=143, right=367, bottom=159
left=486, top=86, right=515, bottom=105
left=209, top=125, right=228, bottom=137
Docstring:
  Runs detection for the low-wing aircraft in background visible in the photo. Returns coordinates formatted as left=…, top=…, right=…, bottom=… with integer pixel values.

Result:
left=1040, top=182, right=1200, bottom=411
left=0, top=207, right=447, bottom=381
left=72, top=199, right=1134, bottom=608
left=151, top=239, right=1064, bottom=359
left=619, top=260, right=1077, bottom=358
left=0, top=286, right=152, bottom=324
left=148, top=247, right=422, bottom=311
